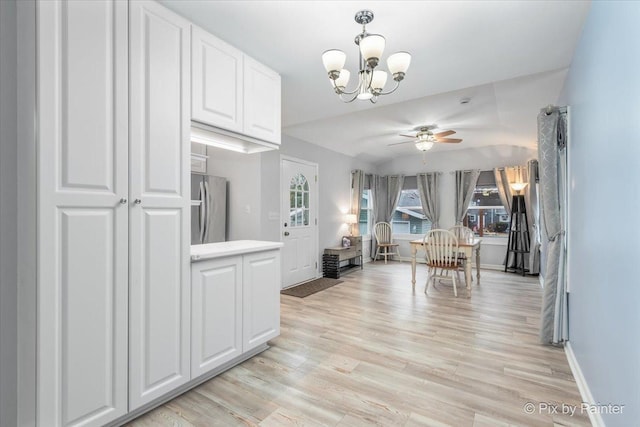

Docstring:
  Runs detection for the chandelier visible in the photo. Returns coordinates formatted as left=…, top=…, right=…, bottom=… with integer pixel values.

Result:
left=321, top=10, right=411, bottom=103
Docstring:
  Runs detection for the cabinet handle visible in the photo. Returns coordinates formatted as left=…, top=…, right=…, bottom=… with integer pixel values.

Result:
left=284, top=231, right=290, bottom=236
left=134, top=199, right=142, bottom=205
left=119, top=198, right=127, bottom=204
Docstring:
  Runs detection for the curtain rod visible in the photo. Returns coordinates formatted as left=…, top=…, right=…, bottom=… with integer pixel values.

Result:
left=544, top=104, right=568, bottom=115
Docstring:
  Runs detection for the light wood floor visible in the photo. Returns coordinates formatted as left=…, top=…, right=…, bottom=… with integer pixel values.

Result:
left=128, top=262, right=590, bottom=427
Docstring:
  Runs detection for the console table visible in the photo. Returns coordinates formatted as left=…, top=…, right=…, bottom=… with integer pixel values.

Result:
left=322, top=236, right=363, bottom=278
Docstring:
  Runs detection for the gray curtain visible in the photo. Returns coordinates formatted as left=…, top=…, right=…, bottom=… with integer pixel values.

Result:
left=350, top=170, right=365, bottom=236
left=416, top=173, right=440, bottom=228
left=525, top=160, right=540, bottom=275
left=370, top=174, right=405, bottom=258
left=386, top=175, right=405, bottom=222
left=494, top=167, right=515, bottom=215
left=454, top=170, right=481, bottom=225
left=538, top=109, right=568, bottom=345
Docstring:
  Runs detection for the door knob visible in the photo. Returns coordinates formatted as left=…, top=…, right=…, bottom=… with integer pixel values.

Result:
left=284, top=231, right=290, bottom=236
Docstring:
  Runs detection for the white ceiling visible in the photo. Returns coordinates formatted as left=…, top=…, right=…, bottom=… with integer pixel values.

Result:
left=161, top=0, right=590, bottom=163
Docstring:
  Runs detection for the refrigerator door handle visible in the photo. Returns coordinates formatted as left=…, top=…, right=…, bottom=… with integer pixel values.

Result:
left=204, top=180, right=211, bottom=242
left=199, top=181, right=206, bottom=244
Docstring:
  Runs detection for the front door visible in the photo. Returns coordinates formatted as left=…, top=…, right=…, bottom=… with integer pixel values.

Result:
left=281, top=158, right=318, bottom=288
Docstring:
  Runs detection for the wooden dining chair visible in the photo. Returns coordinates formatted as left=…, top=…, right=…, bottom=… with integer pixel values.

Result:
left=448, top=225, right=474, bottom=281
left=423, top=229, right=463, bottom=297
left=373, top=222, right=400, bottom=264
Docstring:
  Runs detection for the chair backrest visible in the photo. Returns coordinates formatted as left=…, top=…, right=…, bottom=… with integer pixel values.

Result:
left=373, top=222, right=393, bottom=244
left=423, top=229, right=459, bottom=267
left=448, top=225, right=474, bottom=243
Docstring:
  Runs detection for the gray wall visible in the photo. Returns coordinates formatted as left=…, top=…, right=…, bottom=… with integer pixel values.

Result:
left=0, top=0, right=18, bottom=426
left=260, top=135, right=376, bottom=275
left=377, top=145, right=537, bottom=267
left=559, top=2, right=640, bottom=426
left=206, top=146, right=263, bottom=241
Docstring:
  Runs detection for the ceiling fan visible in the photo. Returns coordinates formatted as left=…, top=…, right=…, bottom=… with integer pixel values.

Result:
left=388, top=125, right=463, bottom=151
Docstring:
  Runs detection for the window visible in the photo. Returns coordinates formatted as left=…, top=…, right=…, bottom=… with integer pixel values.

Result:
left=358, top=189, right=372, bottom=235
left=391, top=189, right=432, bottom=234
left=289, top=173, right=309, bottom=227
left=465, top=171, right=508, bottom=237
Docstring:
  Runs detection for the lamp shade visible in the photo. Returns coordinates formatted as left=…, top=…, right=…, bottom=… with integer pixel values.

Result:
left=387, top=51, right=411, bottom=74
left=415, top=141, right=434, bottom=151
left=371, top=70, right=388, bottom=91
left=510, top=182, right=528, bottom=193
left=345, top=214, right=358, bottom=225
left=359, top=34, right=385, bottom=61
left=334, top=69, right=350, bottom=88
left=322, top=49, right=346, bottom=73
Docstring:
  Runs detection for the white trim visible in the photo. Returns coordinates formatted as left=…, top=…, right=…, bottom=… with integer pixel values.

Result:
left=564, top=342, right=605, bottom=427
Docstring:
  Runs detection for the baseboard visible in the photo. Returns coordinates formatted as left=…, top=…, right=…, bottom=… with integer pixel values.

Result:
left=565, top=342, right=605, bottom=427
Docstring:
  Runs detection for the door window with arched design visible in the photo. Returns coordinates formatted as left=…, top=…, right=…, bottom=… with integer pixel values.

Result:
left=289, top=173, right=309, bottom=227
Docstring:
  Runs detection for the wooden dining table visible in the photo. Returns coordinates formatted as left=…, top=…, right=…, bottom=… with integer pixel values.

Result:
left=410, top=238, right=482, bottom=294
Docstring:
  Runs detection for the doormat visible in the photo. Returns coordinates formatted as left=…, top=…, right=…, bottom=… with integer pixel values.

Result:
left=281, top=278, right=343, bottom=298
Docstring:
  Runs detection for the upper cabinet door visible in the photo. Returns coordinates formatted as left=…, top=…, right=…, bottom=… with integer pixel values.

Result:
left=243, top=56, right=281, bottom=144
left=191, top=26, right=243, bottom=133
left=36, top=0, right=129, bottom=425
left=129, top=0, right=191, bottom=411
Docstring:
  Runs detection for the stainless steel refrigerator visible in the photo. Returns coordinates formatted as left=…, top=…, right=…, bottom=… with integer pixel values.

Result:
left=191, top=174, right=227, bottom=244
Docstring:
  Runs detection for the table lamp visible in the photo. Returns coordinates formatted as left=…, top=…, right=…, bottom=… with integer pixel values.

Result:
left=345, top=214, right=358, bottom=236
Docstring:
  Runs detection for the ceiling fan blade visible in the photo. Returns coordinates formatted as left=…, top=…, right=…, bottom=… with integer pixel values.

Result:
left=399, top=133, right=416, bottom=138
left=387, top=140, right=414, bottom=147
left=436, top=138, right=462, bottom=143
left=434, top=130, right=455, bottom=137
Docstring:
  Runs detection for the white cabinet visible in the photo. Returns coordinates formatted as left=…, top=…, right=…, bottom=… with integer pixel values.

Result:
left=191, top=26, right=281, bottom=145
left=243, top=251, right=281, bottom=351
left=191, top=257, right=243, bottom=378
left=191, top=26, right=243, bottom=133
left=190, top=249, right=280, bottom=377
left=243, top=56, right=282, bottom=144
left=36, top=1, right=129, bottom=425
left=129, top=0, right=191, bottom=410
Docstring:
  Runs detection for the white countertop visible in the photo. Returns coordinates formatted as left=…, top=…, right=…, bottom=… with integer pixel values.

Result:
left=191, top=240, right=283, bottom=262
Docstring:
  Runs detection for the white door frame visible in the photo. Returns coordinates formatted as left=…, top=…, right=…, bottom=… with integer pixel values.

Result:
left=280, top=155, right=320, bottom=280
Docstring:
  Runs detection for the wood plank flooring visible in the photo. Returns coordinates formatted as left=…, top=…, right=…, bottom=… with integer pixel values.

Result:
left=127, top=263, right=590, bottom=426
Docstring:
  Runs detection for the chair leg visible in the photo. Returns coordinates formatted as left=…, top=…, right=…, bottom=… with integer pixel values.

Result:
left=384, top=249, right=388, bottom=264
left=451, top=270, right=458, bottom=297
left=374, top=246, right=380, bottom=262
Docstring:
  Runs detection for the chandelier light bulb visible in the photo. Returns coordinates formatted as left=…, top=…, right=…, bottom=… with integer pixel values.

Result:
left=334, top=69, right=350, bottom=89
left=371, top=70, right=388, bottom=92
left=359, top=34, right=386, bottom=68
left=322, top=49, right=346, bottom=75
left=387, top=52, right=412, bottom=75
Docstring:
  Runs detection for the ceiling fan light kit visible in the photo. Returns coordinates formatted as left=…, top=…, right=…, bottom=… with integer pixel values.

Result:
left=321, top=10, right=411, bottom=103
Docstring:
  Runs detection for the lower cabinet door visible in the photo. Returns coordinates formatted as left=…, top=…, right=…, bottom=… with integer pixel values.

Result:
left=242, top=250, right=281, bottom=351
left=191, top=257, right=243, bottom=377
